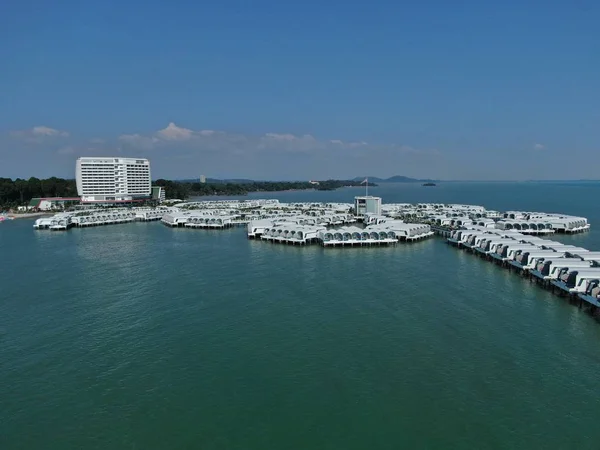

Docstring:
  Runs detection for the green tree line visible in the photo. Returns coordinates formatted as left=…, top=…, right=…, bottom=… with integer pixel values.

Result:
left=1, top=177, right=375, bottom=209
left=0, top=177, right=78, bottom=208
left=153, top=179, right=376, bottom=199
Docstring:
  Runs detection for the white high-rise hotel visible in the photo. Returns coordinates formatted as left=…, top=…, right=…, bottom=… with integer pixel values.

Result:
left=76, top=157, right=152, bottom=202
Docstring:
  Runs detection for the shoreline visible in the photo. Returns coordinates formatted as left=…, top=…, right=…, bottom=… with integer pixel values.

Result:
left=4, top=212, right=54, bottom=220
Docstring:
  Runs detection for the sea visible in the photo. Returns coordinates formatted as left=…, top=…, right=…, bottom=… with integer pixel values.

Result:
left=2, top=182, right=600, bottom=450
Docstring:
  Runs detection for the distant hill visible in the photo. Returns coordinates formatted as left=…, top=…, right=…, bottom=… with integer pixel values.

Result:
left=352, top=175, right=437, bottom=183
left=352, top=176, right=386, bottom=183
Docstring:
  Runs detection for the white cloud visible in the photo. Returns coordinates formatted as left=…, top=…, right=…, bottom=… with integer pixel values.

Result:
left=111, top=122, right=441, bottom=168
left=119, top=123, right=201, bottom=149
left=533, top=143, right=545, bottom=150
left=263, top=133, right=297, bottom=141
left=8, top=122, right=441, bottom=175
left=32, top=126, right=69, bottom=137
left=157, top=122, right=193, bottom=141
left=10, top=125, right=69, bottom=142
left=2, top=120, right=449, bottom=179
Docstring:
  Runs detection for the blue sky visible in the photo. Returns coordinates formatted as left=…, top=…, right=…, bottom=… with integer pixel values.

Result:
left=1, top=0, right=598, bottom=180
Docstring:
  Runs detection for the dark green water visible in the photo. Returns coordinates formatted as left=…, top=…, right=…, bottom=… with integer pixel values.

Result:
left=2, top=182, right=600, bottom=449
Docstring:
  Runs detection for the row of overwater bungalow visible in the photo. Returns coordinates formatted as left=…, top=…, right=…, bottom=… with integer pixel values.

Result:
left=33, top=209, right=138, bottom=230
left=134, top=207, right=177, bottom=221
left=161, top=211, right=238, bottom=229
left=248, top=217, right=434, bottom=246
left=447, top=223, right=600, bottom=312
left=33, top=201, right=589, bottom=246
left=402, top=205, right=590, bottom=235
left=33, top=213, right=74, bottom=230
left=29, top=201, right=482, bottom=233
left=160, top=201, right=358, bottom=230
left=377, top=203, right=590, bottom=235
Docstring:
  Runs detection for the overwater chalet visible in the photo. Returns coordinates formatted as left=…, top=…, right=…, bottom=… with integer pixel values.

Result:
left=543, top=260, right=595, bottom=279
left=478, top=238, right=521, bottom=254
left=552, top=268, right=600, bottom=294
left=445, top=218, right=600, bottom=315
left=509, top=250, right=562, bottom=270
left=30, top=195, right=600, bottom=317
left=32, top=201, right=593, bottom=264
left=568, top=272, right=600, bottom=294
left=495, top=220, right=556, bottom=234
left=516, top=251, right=565, bottom=269
left=318, top=227, right=398, bottom=247
left=568, top=251, right=600, bottom=261
left=261, top=224, right=325, bottom=245
left=369, top=221, right=433, bottom=241
left=530, top=258, right=592, bottom=280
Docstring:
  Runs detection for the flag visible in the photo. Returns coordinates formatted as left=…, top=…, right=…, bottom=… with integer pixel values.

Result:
left=361, top=178, right=368, bottom=184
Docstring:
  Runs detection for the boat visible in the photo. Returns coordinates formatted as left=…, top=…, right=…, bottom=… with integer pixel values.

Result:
left=422, top=182, right=436, bottom=187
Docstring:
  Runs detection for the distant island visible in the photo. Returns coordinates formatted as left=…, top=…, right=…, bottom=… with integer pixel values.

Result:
left=0, top=177, right=377, bottom=209
left=352, top=175, right=437, bottom=183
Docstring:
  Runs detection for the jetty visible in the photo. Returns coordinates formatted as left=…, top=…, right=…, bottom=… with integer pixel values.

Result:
left=447, top=224, right=600, bottom=316
left=32, top=200, right=589, bottom=247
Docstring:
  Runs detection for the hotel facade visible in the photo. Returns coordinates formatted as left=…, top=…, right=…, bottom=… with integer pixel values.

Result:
left=76, top=157, right=152, bottom=202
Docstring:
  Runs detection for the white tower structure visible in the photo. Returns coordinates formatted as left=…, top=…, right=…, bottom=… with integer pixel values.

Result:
left=76, top=157, right=151, bottom=202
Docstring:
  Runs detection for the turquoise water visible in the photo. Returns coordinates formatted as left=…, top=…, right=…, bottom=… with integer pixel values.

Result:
left=2, top=182, right=600, bottom=449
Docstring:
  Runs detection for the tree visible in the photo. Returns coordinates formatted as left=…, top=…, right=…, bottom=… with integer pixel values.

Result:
left=0, top=176, right=376, bottom=209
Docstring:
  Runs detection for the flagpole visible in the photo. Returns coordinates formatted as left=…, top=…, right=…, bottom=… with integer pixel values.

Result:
left=366, top=177, right=368, bottom=197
